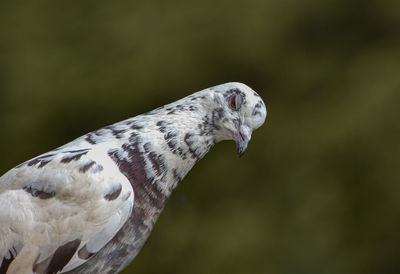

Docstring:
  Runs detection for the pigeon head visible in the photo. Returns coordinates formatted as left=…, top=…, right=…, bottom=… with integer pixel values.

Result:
left=207, top=82, right=267, bottom=157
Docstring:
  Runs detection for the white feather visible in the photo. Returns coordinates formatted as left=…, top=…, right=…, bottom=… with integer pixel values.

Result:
left=0, top=140, right=134, bottom=273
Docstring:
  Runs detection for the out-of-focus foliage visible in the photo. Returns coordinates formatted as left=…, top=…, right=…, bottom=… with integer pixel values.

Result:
left=1, top=0, right=399, bottom=273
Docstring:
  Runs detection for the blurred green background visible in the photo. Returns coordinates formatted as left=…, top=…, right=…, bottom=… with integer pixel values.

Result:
left=1, top=1, right=400, bottom=273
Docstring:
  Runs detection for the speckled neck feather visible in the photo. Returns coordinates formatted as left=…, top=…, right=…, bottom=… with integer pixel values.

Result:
left=66, top=94, right=224, bottom=273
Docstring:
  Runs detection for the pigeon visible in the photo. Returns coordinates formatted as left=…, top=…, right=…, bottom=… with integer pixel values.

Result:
left=0, top=82, right=267, bottom=274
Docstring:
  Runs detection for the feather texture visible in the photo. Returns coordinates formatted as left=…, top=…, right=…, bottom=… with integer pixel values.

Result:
left=0, top=82, right=267, bottom=273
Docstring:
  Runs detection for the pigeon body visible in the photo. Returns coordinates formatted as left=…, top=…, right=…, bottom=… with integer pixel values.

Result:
left=0, top=82, right=267, bottom=274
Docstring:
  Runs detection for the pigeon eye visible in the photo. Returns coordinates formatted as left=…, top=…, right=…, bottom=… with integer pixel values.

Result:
left=230, top=96, right=237, bottom=110
left=229, top=95, right=242, bottom=111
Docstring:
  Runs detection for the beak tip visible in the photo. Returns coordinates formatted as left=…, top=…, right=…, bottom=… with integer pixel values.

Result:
left=237, top=145, right=248, bottom=158
left=236, top=124, right=252, bottom=158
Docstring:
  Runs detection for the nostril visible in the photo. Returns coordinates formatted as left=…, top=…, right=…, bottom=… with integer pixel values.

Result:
left=239, top=125, right=252, bottom=142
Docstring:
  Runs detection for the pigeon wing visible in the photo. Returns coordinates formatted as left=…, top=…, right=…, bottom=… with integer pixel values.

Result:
left=0, top=142, right=134, bottom=273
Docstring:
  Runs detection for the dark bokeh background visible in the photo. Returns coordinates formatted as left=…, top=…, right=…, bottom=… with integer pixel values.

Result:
left=1, top=1, right=400, bottom=273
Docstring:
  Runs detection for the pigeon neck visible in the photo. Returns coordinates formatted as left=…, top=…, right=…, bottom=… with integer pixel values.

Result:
left=91, top=107, right=220, bottom=273
left=146, top=111, right=217, bottom=195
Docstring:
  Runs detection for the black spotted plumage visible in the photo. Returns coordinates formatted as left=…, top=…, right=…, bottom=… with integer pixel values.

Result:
left=0, top=82, right=267, bottom=274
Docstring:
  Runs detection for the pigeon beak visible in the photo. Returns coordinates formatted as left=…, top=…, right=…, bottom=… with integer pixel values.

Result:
left=236, top=124, right=252, bottom=158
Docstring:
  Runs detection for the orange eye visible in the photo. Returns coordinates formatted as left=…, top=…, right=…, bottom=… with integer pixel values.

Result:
left=230, top=96, right=237, bottom=110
